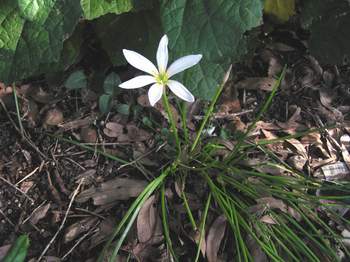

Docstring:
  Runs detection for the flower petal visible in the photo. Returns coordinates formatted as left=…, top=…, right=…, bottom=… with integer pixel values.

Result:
left=148, top=83, right=164, bottom=106
left=123, top=49, right=158, bottom=75
left=156, top=35, right=169, bottom=73
left=167, top=54, right=202, bottom=77
left=167, top=80, right=195, bottom=103
left=119, top=75, right=156, bottom=89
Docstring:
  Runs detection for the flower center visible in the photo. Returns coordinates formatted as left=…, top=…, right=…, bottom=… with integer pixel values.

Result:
left=155, top=72, right=169, bottom=85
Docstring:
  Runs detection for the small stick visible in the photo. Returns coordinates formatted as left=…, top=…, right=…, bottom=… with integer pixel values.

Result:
left=15, top=166, right=40, bottom=186
left=0, top=176, right=34, bottom=203
left=193, top=109, right=253, bottom=120
left=36, top=179, right=84, bottom=262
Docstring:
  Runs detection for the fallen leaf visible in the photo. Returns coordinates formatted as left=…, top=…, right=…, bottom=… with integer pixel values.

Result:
left=58, top=114, right=96, bottom=131
left=76, top=177, right=148, bottom=205
left=103, top=122, right=124, bottom=138
left=236, top=77, right=277, bottom=91
left=206, top=215, right=227, bottom=262
left=0, top=245, right=11, bottom=261
left=44, top=108, right=64, bottom=126
left=64, top=217, right=98, bottom=243
left=284, top=138, right=308, bottom=158
left=287, top=155, right=307, bottom=171
left=137, top=195, right=162, bottom=243
left=29, top=203, right=51, bottom=225
left=80, top=127, right=97, bottom=143
left=126, top=124, right=151, bottom=142
left=191, top=230, right=206, bottom=257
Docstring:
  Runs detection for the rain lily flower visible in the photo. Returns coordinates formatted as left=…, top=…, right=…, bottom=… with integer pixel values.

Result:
left=119, top=35, right=202, bottom=106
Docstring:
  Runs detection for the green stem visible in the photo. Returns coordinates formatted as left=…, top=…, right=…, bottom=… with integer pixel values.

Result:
left=191, top=65, right=232, bottom=153
left=162, top=91, right=181, bottom=154
left=13, top=84, right=24, bottom=136
left=182, top=189, right=197, bottom=231
left=161, top=184, right=178, bottom=261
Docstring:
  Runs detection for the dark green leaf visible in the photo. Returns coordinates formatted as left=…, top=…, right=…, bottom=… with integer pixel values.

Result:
left=94, top=9, right=162, bottom=66
left=0, top=0, right=82, bottom=84
left=99, top=94, right=112, bottom=114
left=81, top=0, right=133, bottom=20
left=116, top=104, right=130, bottom=115
left=159, top=0, right=263, bottom=100
left=3, top=235, right=29, bottom=262
left=103, top=72, right=121, bottom=95
left=65, top=70, right=87, bottom=90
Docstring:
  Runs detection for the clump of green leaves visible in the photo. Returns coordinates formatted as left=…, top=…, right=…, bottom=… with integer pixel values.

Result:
left=91, top=67, right=350, bottom=261
left=0, top=0, right=263, bottom=100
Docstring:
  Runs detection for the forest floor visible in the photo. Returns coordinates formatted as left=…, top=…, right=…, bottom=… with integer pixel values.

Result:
left=0, top=20, right=350, bottom=261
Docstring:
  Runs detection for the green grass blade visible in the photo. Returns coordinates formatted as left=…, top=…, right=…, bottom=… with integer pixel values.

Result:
left=191, top=65, right=232, bottom=153
left=161, top=184, right=178, bottom=261
left=3, top=235, right=29, bottom=262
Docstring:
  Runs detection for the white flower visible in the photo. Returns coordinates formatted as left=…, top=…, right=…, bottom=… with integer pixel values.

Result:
left=119, top=35, right=202, bottom=106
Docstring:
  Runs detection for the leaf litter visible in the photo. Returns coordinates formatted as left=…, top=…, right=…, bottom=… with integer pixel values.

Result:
left=1, top=9, right=350, bottom=262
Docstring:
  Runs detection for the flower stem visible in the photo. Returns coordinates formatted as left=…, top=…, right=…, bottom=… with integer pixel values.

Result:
left=162, top=91, right=181, bottom=154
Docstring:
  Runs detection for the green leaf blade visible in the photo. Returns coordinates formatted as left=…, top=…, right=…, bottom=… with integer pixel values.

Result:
left=3, top=235, right=30, bottom=262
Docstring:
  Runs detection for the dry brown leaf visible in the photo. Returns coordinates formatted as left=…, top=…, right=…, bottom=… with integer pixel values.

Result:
left=103, top=122, right=123, bottom=138
left=126, top=124, right=151, bottom=142
left=219, top=99, right=241, bottom=114
left=285, top=138, right=308, bottom=158
left=246, top=234, right=268, bottom=262
left=287, top=155, right=307, bottom=171
left=191, top=230, right=206, bottom=257
left=64, top=217, right=98, bottom=243
left=58, top=114, right=96, bottom=131
left=29, top=203, right=51, bottom=225
left=0, top=244, right=11, bottom=261
left=137, top=195, right=161, bottom=243
left=44, top=108, right=64, bottom=126
left=236, top=77, right=277, bottom=91
left=80, top=127, right=97, bottom=143
left=76, top=177, right=148, bottom=205
left=206, top=215, right=227, bottom=262
left=89, top=217, right=115, bottom=249
left=250, top=197, right=301, bottom=221
left=20, top=181, right=34, bottom=193
left=260, top=215, right=278, bottom=224
left=75, top=169, right=97, bottom=185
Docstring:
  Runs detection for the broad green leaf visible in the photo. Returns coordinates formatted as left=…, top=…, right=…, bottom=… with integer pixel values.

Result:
left=3, top=235, right=29, bottom=262
left=160, top=0, right=263, bottom=100
left=116, top=104, right=130, bottom=115
left=264, top=0, right=295, bottom=23
left=81, top=0, right=133, bottom=20
left=0, top=0, right=81, bottom=84
left=301, top=0, right=350, bottom=64
left=18, top=0, right=55, bottom=21
left=65, top=70, right=87, bottom=90
left=103, top=72, right=121, bottom=95
left=94, top=10, right=162, bottom=66
left=99, top=94, right=112, bottom=114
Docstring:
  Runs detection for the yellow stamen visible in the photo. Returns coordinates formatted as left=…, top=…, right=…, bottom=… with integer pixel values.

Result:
left=156, top=72, right=169, bottom=85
